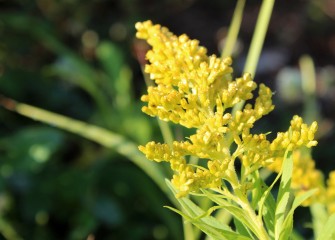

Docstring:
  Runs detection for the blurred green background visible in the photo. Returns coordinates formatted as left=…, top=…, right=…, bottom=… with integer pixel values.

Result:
left=0, top=0, right=335, bottom=239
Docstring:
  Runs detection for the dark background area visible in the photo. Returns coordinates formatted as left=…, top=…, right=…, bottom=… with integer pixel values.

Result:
left=0, top=0, right=335, bottom=239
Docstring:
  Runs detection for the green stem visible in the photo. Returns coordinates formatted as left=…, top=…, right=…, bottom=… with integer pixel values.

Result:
left=236, top=192, right=270, bottom=240
left=214, top=187, right=270, bottom=240
left=243, top=0, right=275, bottom=76
left=220, top=160, right=269, bottom=239
left=157, top=119, right=174, bottom=147
left=221, top=0, right=246, bottom=58
left=234, top=187, right=269, bottom=238
left=183, top=221, right=195, bottom=240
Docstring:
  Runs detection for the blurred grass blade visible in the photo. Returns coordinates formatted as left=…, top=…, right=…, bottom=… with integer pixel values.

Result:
left=0, top=217, right=22, bottom=240
left=243, top=0, right=275, bottom=77
left=0, top=96, right=168, bottom=195
left=299, top=55, right=316, bottom=95
left=311, top=203, right=329, bottom=239
left=299, top=55, right=320, bottom=125
left=316, top=213, right=335, bottom=240
left=221, top=0, right=246, bottom=58
left=96, top=41, right=133, bottom=110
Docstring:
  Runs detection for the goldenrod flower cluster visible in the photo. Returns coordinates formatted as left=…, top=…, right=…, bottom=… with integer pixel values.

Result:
left=136, top=20, right=318, bottom=198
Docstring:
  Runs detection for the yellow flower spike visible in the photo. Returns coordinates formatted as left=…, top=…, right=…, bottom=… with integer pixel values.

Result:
left=238, top=132, right=272, bottom=169
left=254, top=84, right=275, bottom=117
left=136, top=20, right=319, bottom=198
left=220, top=73, right=256, bottom=109
left=308, top=121, right=318, bottom=139
left=268, top=116, right=318, bottom=154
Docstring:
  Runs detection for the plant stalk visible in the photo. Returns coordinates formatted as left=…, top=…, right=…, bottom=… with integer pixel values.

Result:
left=221, top=0, right=246, bottom=58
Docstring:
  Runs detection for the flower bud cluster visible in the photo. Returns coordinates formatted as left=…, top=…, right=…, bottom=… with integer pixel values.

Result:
left=136, top=20, right=319, bottom=198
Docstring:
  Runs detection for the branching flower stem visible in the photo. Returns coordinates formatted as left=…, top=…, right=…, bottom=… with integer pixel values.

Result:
left=214, top=185, right=270, bottom=240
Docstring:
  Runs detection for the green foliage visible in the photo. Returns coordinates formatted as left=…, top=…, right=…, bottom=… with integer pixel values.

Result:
left=1, top=0, right=334, bottom=239
left=0, top=1, right=178, bottom=239
left=161, top=151, right=322, bottom=240
left=166, top=181, right=249, bottom=240
left=315, top=214, right=335, bottom=240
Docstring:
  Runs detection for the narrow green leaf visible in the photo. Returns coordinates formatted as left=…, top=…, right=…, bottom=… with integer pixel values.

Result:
left=311, top=203, right=329, bottom=239
left=291, top=189, right=318, bottom=211
left=194, top=206, right=224, bottom=220
left=279, top=213, right=293, bottom=240
left=234, top=218, right=255, bottom=239
left=214, top=208, right=233, bottom=227
left=164, top=206, right=192, bottom=221
left=275, top=192, right=290, bottom=240
left=166, top=181, right=232, bottom=230
left=165, top=182, right=252, bottom=240
left=281, top=189, right=318, bottom=239
left=202, top=190, right=261, bottom=238
left=251, top=172, right=263, bottom=209
left=277, top=151, right=293, bottom=202
left=257, top=166, right=282, bottom=230
left=274, top=189, right=317, bottom=240
left=165, top=206, right=251, bottom=240
left=276, top=192, right=290, bottom=217
left=224, top=205, right=260, bottom=237
left=166, top=180, right=206, bottom=217
left=274, top=151, right=293, bottom=240
left=316, top=214, right=335, bottom=240
left=258, top=178, right=276, bottom=238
